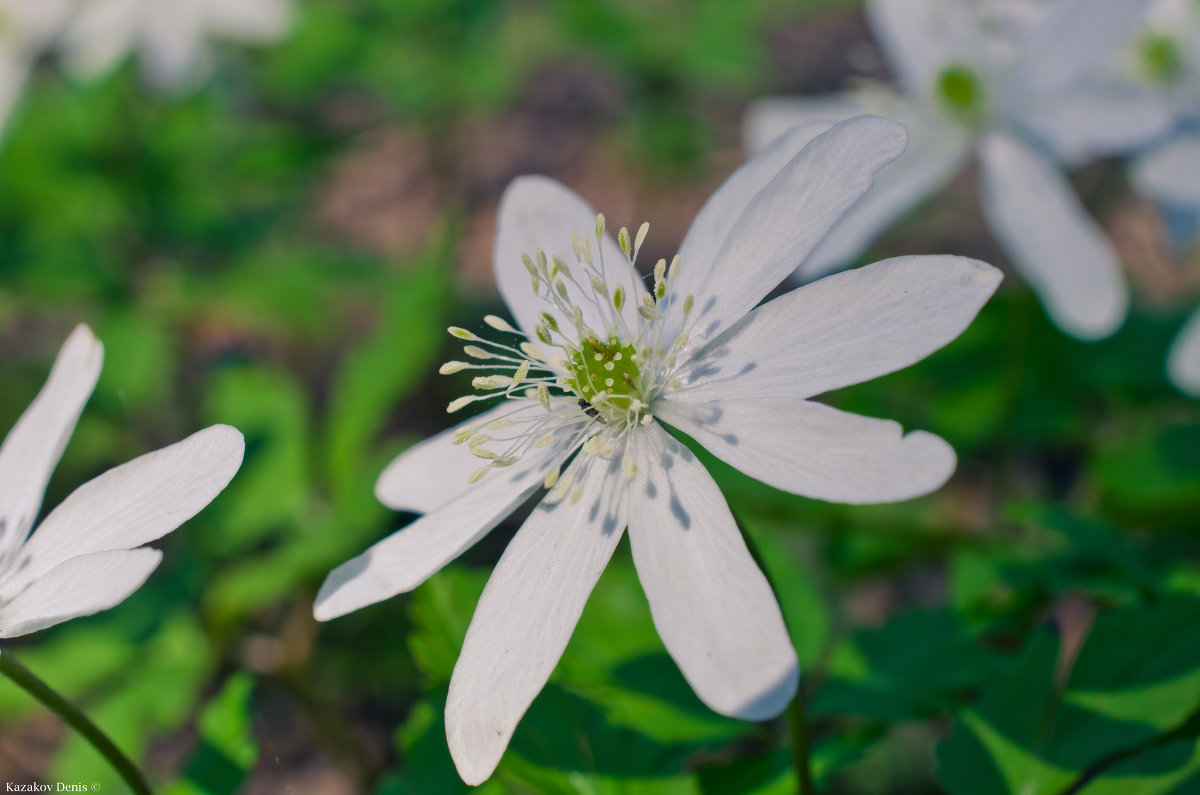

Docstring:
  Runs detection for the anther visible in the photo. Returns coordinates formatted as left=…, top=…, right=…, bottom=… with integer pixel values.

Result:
left=484, top=315, right=518, bottom=334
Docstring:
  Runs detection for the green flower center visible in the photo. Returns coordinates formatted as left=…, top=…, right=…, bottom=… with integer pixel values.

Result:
left=565, top=334, right=643, bottom=418
left=936, top=64, right=986, bottom=123
left=1140, top=33, right=1183, bottom=86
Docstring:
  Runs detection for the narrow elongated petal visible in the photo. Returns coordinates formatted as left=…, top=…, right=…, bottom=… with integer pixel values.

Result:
left=446, top=453, right=627, bottom=785
left=0, top=425, right=244, bottom=601
left=798, top=117, right=971, bottom=280
left=1004, top=0, right=1153, bottom=101
left=316, top=435, right=572, bottom=620
left=0, top=548, right=162, bottom=638
left=671, top=255, right=1000, bottom=402
left=1168, top=306, right=1200, bottom=397
left=626, top=424, right=797, bottom=718
left=670, top=121, right=840, bottom=334
left=674, top=116, right=908, bottom=347
left=866, top=0, right=981, bottom=97
left=654, top=397, right=955, bottom=504
left=742, top=93, right=866, bottom=154
left=376, top=399, right=543, bottom=514
left=1019, top=87, right=1173, bottom=163
left=979, top=133, right=1128, bottom=340
left=1133, top=134, right=1200, bottom=208
left=493, top=176, right=646, bottom=339
left=0, top=325, right=103, bottom=566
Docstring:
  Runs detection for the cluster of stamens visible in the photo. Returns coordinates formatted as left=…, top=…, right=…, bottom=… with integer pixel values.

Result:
left=439, top=214, right=697, bottom=493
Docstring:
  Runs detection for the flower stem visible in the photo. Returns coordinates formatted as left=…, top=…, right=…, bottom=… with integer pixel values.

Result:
left=787, top=679, right=815, bottom=795
left=0, top=649, right=153, bottom=795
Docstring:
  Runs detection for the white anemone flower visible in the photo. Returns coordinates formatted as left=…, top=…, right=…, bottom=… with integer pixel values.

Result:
left=1120, top=0, right=1200, bottom=208
left=314, top=116, right=1002, bottom=784
left=744, top=0, right=1165, bottom=341
left=0, top=324, right=244, bottom=638
left=0, top=0, right=75, bottom=139
left=59, top=0, right=292, bottom=92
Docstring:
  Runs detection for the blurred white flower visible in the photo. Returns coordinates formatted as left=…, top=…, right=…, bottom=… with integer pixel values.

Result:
left=314, top=116, right=1002, bottom=784
left=0, top=0, right=75, bottom=138
left=59, top=0, right=292, bottom=92
left=745, top=0, right=1163, bottom=340
left=1118, top=0, right=1200, bottom=208
left=0, top=324, right=244, bottom=638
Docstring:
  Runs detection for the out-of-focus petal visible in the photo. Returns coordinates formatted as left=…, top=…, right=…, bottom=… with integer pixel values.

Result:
left=626, top=424, right=797, bottom=718
left=445, top=453, right=627, bottom=786
left=1132, top=133, right=1200, bottom=209
left=1168, top=306, right=1200, bottom=397
left=1020, top=86, right=1174, bottom=162
left=979, top=133, right=1128, bottom=340
left=0, top=325, right=103, bottom=567
left=671, top=255, right=1000, bottom=402
left=0, top=548, right=162, bottom=638
left=1004, top=0, right=1153, bottom=101
left=741, top=93, right=867, bottom=153
left=866, top=0, right=982, bottom=97
left=654, top=397, right=956, bottom=504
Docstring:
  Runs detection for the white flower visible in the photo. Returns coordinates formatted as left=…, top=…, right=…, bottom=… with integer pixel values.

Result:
left=1118, top=0, right=1200, bottom=208
left=314, top=116, right=1002, bottom=784
left=0, top=324, right=244, bottom=638
left=744, top=0, right=1162, bottom=340
left=59, top=0, right=292, bottom=92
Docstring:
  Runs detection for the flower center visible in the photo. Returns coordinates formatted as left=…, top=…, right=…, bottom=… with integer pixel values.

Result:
left=565, top=334, right=642, bottom=420
left=935, top=63, right=986, bottom=124
left=1139, top=33, right=1183, bottom=86
left=437, top=214, right=695, bottom=490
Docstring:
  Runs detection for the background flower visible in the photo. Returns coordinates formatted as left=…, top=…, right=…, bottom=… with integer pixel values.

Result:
left=0, top=325, right=244, bottom=637
left=744, top=0, right=1161, bottom=340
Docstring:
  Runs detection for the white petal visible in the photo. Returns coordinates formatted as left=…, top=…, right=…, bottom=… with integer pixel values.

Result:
left=1133, top=134, right=1200, bottom=209
left=376, top=399, right=543, bottom=514
left=866, top=0, right=982, bottom=97
left=0, top=325, right=103, bottom=567
left=654, top=397, right=955, bottom=504
left=741, top=93, right=867, bottom=154
left=1019, top=87, right=1174, bottom=163
left=626, top=424, right=797, bottom=718
left=979, top=133, right=1128, bottom=340
left=673, top=116, right=909, bottom=347
left=797, top=112, right=971, bottom=280
left=671, top=255, right=1001, bottom=402
left=1004, top=0, right=1153, bottom=101
left=0, top=548, right=162, bottom=638
left=446, top=453, right=627, bottom=786
left=493, top=176, right=646, bottom=339
left=1168, top=306, right=1200, bottom=397
left=0, top=425, right=244, bottom=601
left=206, top=0, right=293, bottom=41
left=315, top=433, right=572, bottom=620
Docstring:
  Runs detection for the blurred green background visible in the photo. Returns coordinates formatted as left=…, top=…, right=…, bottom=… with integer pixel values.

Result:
left=2, top=0, right=1200, bottom=793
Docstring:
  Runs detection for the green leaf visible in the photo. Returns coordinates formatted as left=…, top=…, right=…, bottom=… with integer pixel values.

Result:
left=165, top=673, right=259, bottom=795
left=938, top=596, right=1200, bottom=794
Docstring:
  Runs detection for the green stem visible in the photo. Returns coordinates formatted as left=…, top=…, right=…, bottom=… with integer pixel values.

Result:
left=732, top=512, right=818, bottom=795
left=0, top=649, right=153, bottom=795
left=787, top=679, right=815, bottom=795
